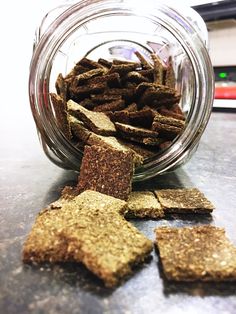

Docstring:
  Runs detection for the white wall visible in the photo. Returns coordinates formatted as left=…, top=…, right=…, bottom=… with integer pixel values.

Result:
left=208, top=23, right=236, bottom=66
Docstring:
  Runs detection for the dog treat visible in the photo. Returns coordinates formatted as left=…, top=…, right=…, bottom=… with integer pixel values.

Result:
left=124, top=71, right=149, bottom=84
left=60, top=193, right=152, bottom=287
left=69, top=116, right=92, bottom=143
left=69, top=82, right=107, bottom=101
left=77, top=57, right=104, bottom=70
left=152, top=113, right=184, bottom=139
left=164, top=56, right=175, bottom=89
left=155, top=225, right=236, bottom=281
left=77, top=145, right=134, bottom=200
left=93, top=99, right=125, bottom=112
left=126, top=191, right=164, bottom=218
left=134, top=51, right=152, bottom=69
left=151, top=53, right=164, bottom=85
left=22, top=190, right=127, bottom=264
left=158, top=107, right=185, bottom=121
left=67, top=99, right=116, bottom=135
left=87, top=133, right=143, bottom=166
left=108, top=63, right=138, bottom=76
left=55, top=73, right=68, bottom=101
left=155, top=188, right=215, bottom=214
left=50, top=93, right=72, bottom=140
left=89, top=72, right=121, bottom=88
left=22, top=196, right=81, bottom=264
left=75, top=68, right=106, bottom=84
left=115, top=122, right=159, bottom=138
left=118, top=140, right=157, bottom=159
left=98, top=58, right=112, bottom=68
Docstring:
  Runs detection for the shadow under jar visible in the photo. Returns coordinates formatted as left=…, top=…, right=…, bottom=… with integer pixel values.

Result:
left=29, top=0, right=214, bottom=181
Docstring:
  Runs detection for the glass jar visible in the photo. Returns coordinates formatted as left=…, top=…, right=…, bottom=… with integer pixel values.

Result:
left=29, top=0, right=214, bottom=181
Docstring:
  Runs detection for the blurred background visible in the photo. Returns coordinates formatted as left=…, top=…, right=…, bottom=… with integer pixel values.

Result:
left=0, top=0, right=235, bottom=126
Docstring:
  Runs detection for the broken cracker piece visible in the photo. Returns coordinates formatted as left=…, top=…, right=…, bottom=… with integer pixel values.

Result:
left=155, top=225, right=236, bottom=281
left=155, top=188, right=215, bottom=214
left=77, top=145, right=134, bottom=200
left=60, top=193, right=152, bottom=287
left=67, top=100, right=116, bottom=136
left=22, top=190, right=127, bottom=264
left=126, top=191, right=164, bottom=218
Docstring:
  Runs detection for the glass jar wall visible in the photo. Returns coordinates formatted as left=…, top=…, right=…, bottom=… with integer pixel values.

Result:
left=29, top=0, right=214, bottom=181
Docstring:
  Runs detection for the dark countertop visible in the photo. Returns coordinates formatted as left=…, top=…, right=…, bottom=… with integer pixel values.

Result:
left=0, top=110, right=236, bottom=314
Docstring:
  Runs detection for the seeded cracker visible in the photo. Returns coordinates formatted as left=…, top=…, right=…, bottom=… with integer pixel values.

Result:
left=23, top=191, right=152, bottom=287
left=151, top=54, right=164, bottom=85
left=77, top=145, right=134, bottom=200
left=155, top=188, right=215, bottom=214
left=155, top=225, right=236, bottom=281
left=67, top=99, right=116, bottom=136
left=152, top=113, right=184, bottom=139
left=22, top=190, right=127, bottom=263
left=87, top=133, right=143, bottom=166
left=115, top=122, right=159, bottom=138
left=61, top=196, right=152, bottom=287
left=126, top=191, right=164, bottom=218
left=134, top=51, right=152, bottom=69
left=164, top=56, right=176, bottom=89
left=93, top=99, right=125, bottom=112
left=68, top=115, right=92, bottom=143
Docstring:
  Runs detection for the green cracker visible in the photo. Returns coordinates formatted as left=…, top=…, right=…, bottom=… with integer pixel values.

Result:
left=22, top=190, right=127, bottom=264
left=155, top=188, right=215, bottom=214
left=61, top=200, right=152, bottom=287
left=155, top=225, right=236, bottom=281
left=77, top=145, right=134, bottom=200
left=23, top=190, right=152, bottom=287
left=115, top=122, right=159, bottom=138
left=126, top=191, right=164, bottom=218
left=67, top=100, right=116, bottom=136
left=87, top=133, right=144, bottom=166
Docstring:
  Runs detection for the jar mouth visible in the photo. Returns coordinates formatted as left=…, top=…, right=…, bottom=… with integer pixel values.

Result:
left=29, top=0, right=214, bottom=181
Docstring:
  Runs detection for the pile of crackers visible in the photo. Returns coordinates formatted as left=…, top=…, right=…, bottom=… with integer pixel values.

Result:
left=51, top=52, right=185, bottom=166
left=23, top=54, right=236, bottom=287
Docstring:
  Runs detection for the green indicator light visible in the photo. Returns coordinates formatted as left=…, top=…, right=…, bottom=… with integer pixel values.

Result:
left=219, top=72, right=227, bottom=79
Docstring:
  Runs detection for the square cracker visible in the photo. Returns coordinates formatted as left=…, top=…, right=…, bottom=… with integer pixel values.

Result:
left=126, top=191, right=164, bottom=218
left=62, top=200, right=152, bottom=287
left=155, top=225, right=236, bottom=281
left=22, top=190, right=127, bottom=264
left=77, top=145, right=134, bottom=200
left=67, top=99, right=116, bottom=136
left=155, top=188, right=215, bottom=214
